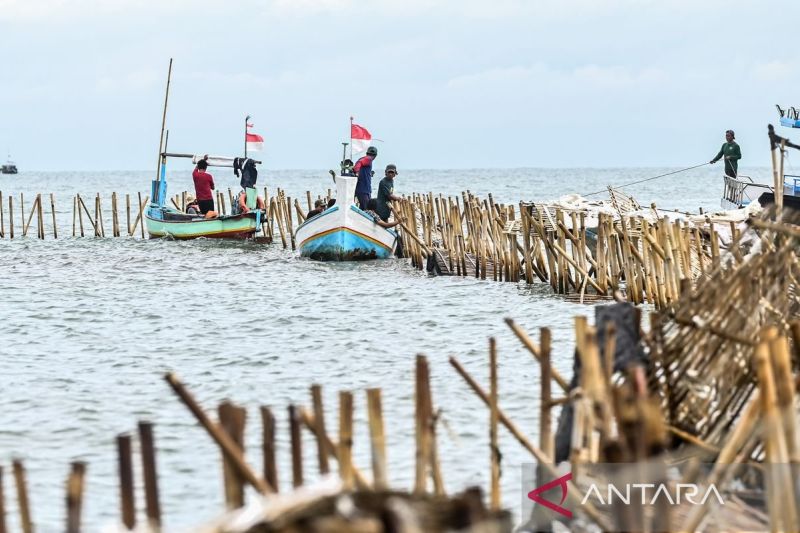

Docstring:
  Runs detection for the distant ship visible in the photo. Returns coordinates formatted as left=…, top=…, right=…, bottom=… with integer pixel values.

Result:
left=1, top=155, right=17, bottom=174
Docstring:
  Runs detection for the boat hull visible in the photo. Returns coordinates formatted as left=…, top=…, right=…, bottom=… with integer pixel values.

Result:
left=145, top=208, right=259, bottom=240
left=295, top=204, right=397, bottom=261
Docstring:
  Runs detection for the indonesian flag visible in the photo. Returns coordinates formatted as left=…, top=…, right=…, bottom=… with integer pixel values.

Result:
left=246, top=120, right=264, bottom=152
left=350, top=119, right=372, bottom=159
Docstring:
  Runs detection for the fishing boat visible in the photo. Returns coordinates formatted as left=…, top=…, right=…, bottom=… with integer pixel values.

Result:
left=295, top=172, right=398, bottom=260
left=144, top=59, right=266, bottom=241
left=146, top=154, right=265, bottom=240
left=1, top=156, right=17, bottom=174
left=777, top=105, right=800, bottom=129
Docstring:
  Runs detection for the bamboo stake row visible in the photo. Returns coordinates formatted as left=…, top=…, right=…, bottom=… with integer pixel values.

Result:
left=393, top=192, right=722, bottom=309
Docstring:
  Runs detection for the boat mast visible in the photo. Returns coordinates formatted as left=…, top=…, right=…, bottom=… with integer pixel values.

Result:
left=155, top=58, right=173, bottom=187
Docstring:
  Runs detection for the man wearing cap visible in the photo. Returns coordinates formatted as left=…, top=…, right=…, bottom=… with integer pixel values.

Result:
left=376, top=164, right=401, bottom=222
left=353, top=146, right=377, bottom=210
left=710, top=130, right=742, bottom=178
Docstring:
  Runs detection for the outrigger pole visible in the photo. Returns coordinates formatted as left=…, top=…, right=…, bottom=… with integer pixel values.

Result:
left=155, top=58, right=173, bottom=189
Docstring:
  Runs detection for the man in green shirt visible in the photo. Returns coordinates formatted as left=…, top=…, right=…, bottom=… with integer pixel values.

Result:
left=710, top=129, right=742, bottom=177
left=376, top=164, right=402, bottom=222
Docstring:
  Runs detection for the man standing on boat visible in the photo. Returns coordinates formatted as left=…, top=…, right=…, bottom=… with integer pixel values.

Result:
left=192, top=156, right=216, bottom=214
left=710, top=130, right=742, bottom=178
left=376, top=164, right=401, bottom=222
left=353, top=146, right=378, bottom=210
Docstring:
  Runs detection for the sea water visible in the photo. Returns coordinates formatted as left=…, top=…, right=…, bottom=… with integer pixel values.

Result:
left=0, top=166, right=771, bottom=530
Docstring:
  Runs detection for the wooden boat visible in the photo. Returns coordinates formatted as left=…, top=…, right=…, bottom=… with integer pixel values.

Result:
left=144, top=59, right=265, bottom=241
left=294, top=173, right=398, bottom=260
left=145, top=154, right=264, bottom=240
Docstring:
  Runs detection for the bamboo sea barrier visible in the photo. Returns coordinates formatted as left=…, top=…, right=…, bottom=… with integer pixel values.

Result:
left=0, top=185, right=757, bottom=314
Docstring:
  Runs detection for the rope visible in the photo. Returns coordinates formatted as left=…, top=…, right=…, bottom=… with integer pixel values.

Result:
left=584, top=162, right=710, bottom=197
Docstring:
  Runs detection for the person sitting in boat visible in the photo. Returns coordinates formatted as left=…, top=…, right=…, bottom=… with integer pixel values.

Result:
left=232, top=188, right=266, bottom=215
left=353, top=146, right=378, bottom=210
left=709, top=130, right=742, bottom=178
left=376, top=164, right=402, bottom=222
left=192, top=157, right=216, bottom=214
left=185, top=194, right=201, bottom=215
left=306, top=199, right=326, bottom=219
left=365, top=199, right=403, bottom=229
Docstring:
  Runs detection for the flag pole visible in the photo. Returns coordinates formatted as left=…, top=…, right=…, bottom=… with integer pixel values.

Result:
left=349, top=116, right=354, bottom=161
left=244, top=115, right=250, bottom=158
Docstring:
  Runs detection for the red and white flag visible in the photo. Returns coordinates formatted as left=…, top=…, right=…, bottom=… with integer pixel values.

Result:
left=350, top=119, right=372, bottom=159
left=246, top=120, right=264, bottom=152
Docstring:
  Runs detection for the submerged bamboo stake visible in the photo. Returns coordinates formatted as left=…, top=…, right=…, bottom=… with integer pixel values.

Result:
left=310, top=385, right=329, bottom=475
left=260, top=407, right=279, bottom=492
left=219, top=402, right=247, bottom=508
left=338, top=391, right=354, bottom=490
left=12, top=460, right=32, bottom=533
left=66, top=462, right=86, bottom=533
left=289, top=405, right=304, bottom=488
left=138, top=422, right=161, bottom=531
left=366, top=388, right=387, bottom=490
left=298, top=409, right=370, bottom=489
left=414, top=355, right=432, bottom=494
left=50, top=194, right=57, bottom=239
left=117, top=434, right=136, bottom=530
left=489, top=337, right=501, bottom=511
left=7, top=195, right=12, bottom=239
left=164, top=373, right=272, bottom=493
left=0, top=191, right=4, bottom=238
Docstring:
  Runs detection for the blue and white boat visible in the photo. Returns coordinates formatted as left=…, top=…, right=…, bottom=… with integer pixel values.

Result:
left=777, top=105, right=800, bottom=129
left=294, top=173, right=398, bottom=260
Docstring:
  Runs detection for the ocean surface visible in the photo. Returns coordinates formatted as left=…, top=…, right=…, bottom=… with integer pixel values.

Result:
left=0, top=166, right=772, bottom=531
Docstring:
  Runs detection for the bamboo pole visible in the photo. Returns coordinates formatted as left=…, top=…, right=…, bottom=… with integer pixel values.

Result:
left=19, top=193, right=24, bottom=236
left=50, top=193, right=57, bottom=239
left=36, top=194, right=44, bottom=239
left=0, top=191, right=4, bottom=238
left=23, top=195, right=37, bottom=237
left=366, top=388, right=387, bottom=490
left=414, top=355, right=432, bottom=494
left=289, top=405, right=304, bottom=489
left=338, top=391, right=354, bottom=490
left=310, top=385, right=330, bottom=475
left=66, top=462, right=86, bottom=533
left=126, top=194, right=131, bottom=235
left=504, top=318, right=569, bottom=392
left=7, top=195, right=12, bottom=239
left=539, top=327, right=553, bottom=458
left=489, top=337, right=501, bottom=511
left=0, top=466, right=6, bottom=533
left=12, top=460, right=32, bottom=533
left=138, top=422, right=161, bottom=531
left=298, top=409, right=370, bottom=489
left=164, top=373, right=272, bottom=493
left=260, top=407, right=278, bottom=492
left=117, top=434, right=136, bottom=531
left=219, top=402, right=247, bottom=508
left=111, top=192, right=119, bottom=237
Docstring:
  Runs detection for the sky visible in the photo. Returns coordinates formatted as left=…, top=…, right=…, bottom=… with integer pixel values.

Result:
left=1, top=0, right=798, bottom=170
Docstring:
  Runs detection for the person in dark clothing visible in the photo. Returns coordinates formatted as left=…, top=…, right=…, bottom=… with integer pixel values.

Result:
left=710, top=129, right=742, bottom=178
left=353, top=146, right=377, bottom=209
left=192, top=157, right=216, bottom=214
left=376, top=164, right=401, bottom=222
left=306, top=199, right=326, bottom=219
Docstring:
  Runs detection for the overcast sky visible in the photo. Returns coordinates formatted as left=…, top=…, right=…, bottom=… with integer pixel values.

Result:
left=1, top=0, right=798, bottom=170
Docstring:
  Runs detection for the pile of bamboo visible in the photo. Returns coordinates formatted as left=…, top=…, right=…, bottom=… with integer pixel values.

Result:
left=392, top=191, right=728, bottom=309
left=650, top=206, right=800, bottom=448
